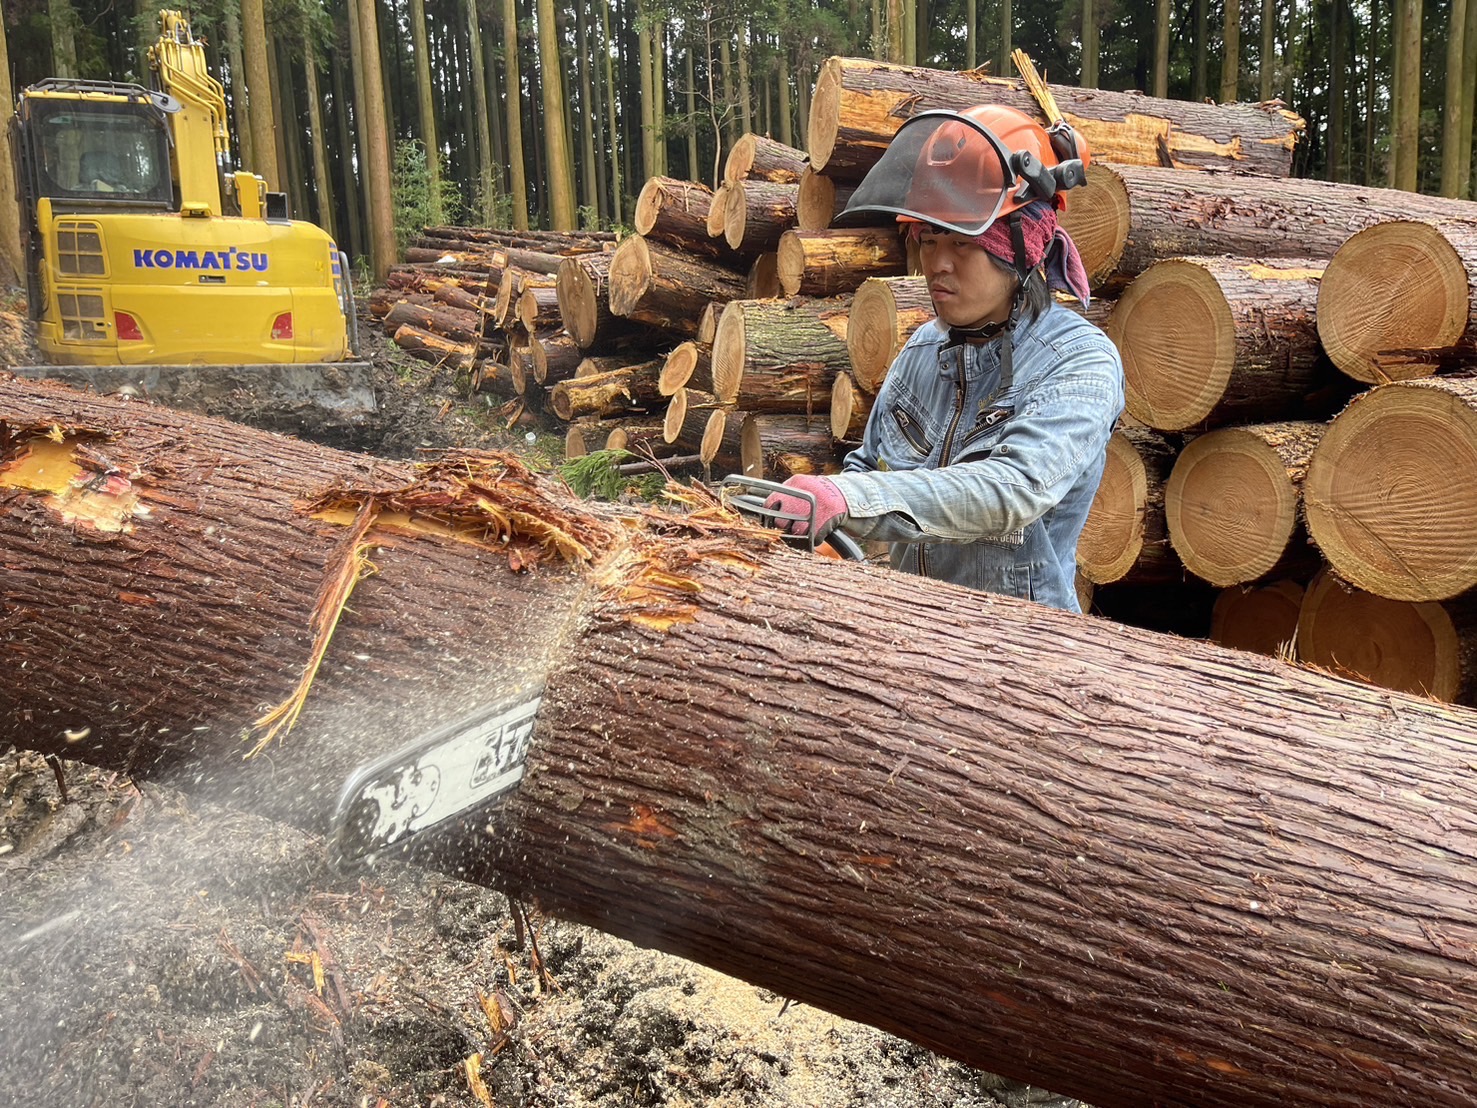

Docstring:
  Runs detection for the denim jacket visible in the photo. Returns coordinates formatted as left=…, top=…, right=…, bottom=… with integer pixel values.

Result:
left=830, top=304, right=1124, bottom=612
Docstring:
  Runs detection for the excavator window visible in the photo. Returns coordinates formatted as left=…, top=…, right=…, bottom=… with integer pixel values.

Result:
left=30, top=99, right=173, bottom=207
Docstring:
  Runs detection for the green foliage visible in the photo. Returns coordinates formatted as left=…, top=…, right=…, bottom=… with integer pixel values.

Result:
left=391, top=139, right=460, bottom=252
left=558, top=449, right=667, bottom=502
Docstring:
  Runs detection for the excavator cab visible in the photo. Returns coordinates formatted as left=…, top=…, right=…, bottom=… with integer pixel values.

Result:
left=23, top=87, right=175, bottom=207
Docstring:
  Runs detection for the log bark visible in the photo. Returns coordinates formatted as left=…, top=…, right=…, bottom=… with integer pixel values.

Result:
left=494, top=267, right=557, bottom=331
left=1085, top=164, right=1477, bottom=291
left=1165, top=422, right=1324, bottom=587
left=386, top=264, right=489, bottom=293
left=1077, top=426, right=1180, bottom=585
left=658, top=341, right=713, bottom=397
left=796, top=166, right=857, bottom=232
left=776, top=228, right=908, bottom=298
left=739, top=414, right=840, bottom=479
left=1316, top=218, right=1477, bottom=383
left=723, top=133, right=808, bottom=185
left=633, top=176, right=734, bottom=261
left=549, top=358, right=665, bottom=421
left=1304, top=378, right=1477, bottom=601
left=391, top=324, right=478, bottom=370
left=600, top=419, right=669, bottom=454
left=1105, top=256, right=1334, bottom=431
left=5, top=378, right=1477, bottom=1108
left=383, top=302, right=483, bottom=345
left=830, top=370, right=873, bottom=441
left=608, top=236, right=747, bottom=339
left=517, top=286, right=563, bottom=333
left=723, top=180, right=801, bottom=258
left=1297, top=567, right=1477, bottom=705
left=531, top=329, right=584, bottom=386
left=712, top=298, right=852, bottom=414
left=806, top=56, right=1305, bottom=182
left=1210, top=579, right=1305, bottom=658
left=846, top=276, right=934, bottom=392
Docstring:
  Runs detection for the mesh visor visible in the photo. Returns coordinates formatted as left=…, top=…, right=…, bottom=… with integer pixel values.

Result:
left=838, top=112, right=1017, bottom=237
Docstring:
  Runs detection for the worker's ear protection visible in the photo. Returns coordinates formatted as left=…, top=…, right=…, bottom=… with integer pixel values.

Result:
left=1011, top=123, right=1087, bottom=203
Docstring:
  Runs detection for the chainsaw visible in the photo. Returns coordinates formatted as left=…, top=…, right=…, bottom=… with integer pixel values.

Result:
left=720, top=475, right=867, bottom=561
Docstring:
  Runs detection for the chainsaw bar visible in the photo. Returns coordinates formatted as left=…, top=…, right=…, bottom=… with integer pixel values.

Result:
left=721, top=475, right=866, bottom=561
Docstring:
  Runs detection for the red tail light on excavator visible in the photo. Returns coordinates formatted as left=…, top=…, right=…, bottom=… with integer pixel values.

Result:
left=115, top=311, right=143, bottom=341
left=271, top=312, right=294, bottom=340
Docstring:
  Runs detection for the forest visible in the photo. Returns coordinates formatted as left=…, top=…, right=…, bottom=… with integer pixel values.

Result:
left=2, top=0, right=1474, bottom=284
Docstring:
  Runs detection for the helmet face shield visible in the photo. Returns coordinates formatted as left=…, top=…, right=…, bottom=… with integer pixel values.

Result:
left=838, top=111, right=1018, bottom=237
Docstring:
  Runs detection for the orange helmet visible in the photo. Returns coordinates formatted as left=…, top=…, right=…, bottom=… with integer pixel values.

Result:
left=838, top=104, right=1090, bottom=237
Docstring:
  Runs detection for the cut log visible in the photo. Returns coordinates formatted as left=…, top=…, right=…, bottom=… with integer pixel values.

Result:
left=1105, top=256, right=1333, bottom=431
left=386, top=264, right=489, bottom=293
left=531, top=329, right=584, bottom=386
left=699, top=406, right=744, bottom=470
left=658, top=341, right=713, bottom=396
left=846, top=276, right=934, bottom=392
left=369, top=287, right=434, bottom=319
left=494, top=267, right=556, bottom=331
left=6, top=376, right=1477, bottom=1108
left=634, top=176, right=733, bottom=260
left=1165, top=422, right=1324, bottom=587
left=1210, top=579, right=1305, bottom=658
left=1297, top=567, right=1477, bottom=705
left=829, top=370, right=873, bottom=441
left=601, top=420, right=669, bottom=454
left=796, top=166, right=857, bottom=232
left=723, top=133, right=808, bottom=184
left=549, top=358, right=665, bottom=421
left=566, top=417, right=639, bottom=458
left=432, top=282, right=487, bottom=315
left=517, top=285, right=562, bottom=333
left=557, top=252, right=640, bottom=351
left=706, top=184, right=731, bottom=237
left=380, top=300, right=481, bottom=346
left=1303, top=378, right=1477, bottom=602
left=608, top=235, right=747, bottom=338
left=712, top=297, right=852, bottom=414
left=746, top=252, right=781, bottom=298
left=662, top=387, right=722, bottom=450
left=776, top=228, right=907, bottom=298
left=1316, top=218, right=1477, bottom=383
left=739, top=413, right=840, bottom=479
left=391, top=324, right=477, bottom=370
left=1085, top=163, right=1477, bottom=291
left=723, top=180, right=801, bottom=258
left=697, top=303, right=721, bottom=344
left=1077, top=426, right=1180, bottom=585
left=1060, top=162, right=1131, bottom=289
left=806, top=56, right=1305, bottom=182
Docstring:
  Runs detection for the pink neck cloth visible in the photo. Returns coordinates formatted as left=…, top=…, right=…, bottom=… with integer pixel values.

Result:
left=912, top=201, right=1092, bottom=305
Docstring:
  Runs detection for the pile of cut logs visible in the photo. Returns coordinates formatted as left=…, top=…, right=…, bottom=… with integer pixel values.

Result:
left=370, top=55, right=1477, bottom=706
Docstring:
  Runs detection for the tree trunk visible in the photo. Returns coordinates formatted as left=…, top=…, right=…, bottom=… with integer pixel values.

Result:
left=0, top=12, right=22, bottom=286
left=355, top=0, right=397, bottom=283
left=240, top=0, right=281, bottom=189
left=1298, top=567, right=1477, bottom=705
left=845, top=276, right=933, bottom=392
left=796, top=168, right=858, bottom=232
left=536, top=0, right=578, bottom=229
left=7, top=306, right=1477, bottom=1108
left=776, top=228, right=907, bottom=298
left=1462, top=0, right=1477, bottom=197
left=712, top=297, right=852, bottom=414
left=501, top=0, right=530, bottom=230
left=1104, top=256, right=1332, bottom=431
left=806, top=57, right=1304, bottom=182
left=48, top=0, right=78, bottom=78
left=1077, top=426, right=1180, bottom=585
left=576, top=3, right=599, bottom=218
left=1081, top=0, right=1098, bottom=87
left=301, top=40, right=336, bottom=240
left=1210, top=579, right=1304, bottom=657
left=1317, top=219, right=1477, bottom=383
left=1220, top=0, right=1241, bottom=101
left=608, top=236, right=747, bottom=339
left=1392, top=0, right=1423, bottom=191
left=223, top=6, right=254, bottom=170
left=723, top=135, right=808, bottom=185
left=409, top=0, right=442, bottom=223
left=333, top=11, right=364, bottom=262
left=722, top=181, right=801, bottom=259
left=739, top=414, right=839, bottom=479
left=1165, top=422, right=1324, bottom=587
left=1304, top=377, right=1477, bottom=602
left=598, top=0, right=622, bottom=224
left=1153, top=0, right=1170, bottom=98
left=466, top=0, right=496, bottom=225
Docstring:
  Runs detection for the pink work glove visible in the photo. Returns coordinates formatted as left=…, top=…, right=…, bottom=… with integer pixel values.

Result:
left=763, top=475, right=848, bottom=539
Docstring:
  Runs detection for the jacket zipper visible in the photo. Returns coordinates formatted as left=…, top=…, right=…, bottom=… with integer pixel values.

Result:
left=919, top=373, right=968, bottom=579
left=891, top=408, right=933, bottom=456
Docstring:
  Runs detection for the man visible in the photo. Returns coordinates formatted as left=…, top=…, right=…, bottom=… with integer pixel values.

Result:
left=765, top=105, right=1123, bottom=613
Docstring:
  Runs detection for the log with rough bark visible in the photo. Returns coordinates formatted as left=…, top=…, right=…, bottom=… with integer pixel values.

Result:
left=1303, top=378, right=1477, bottom=602
left=723, top=180, right=801, bottom=258
left=608, top=236, right=747, bottom=339
left=391, top=324, right=478, bottom=370
left=1316, top=218, right=1477, bottom=383
left=5, top=377, right=1477, bottom=1108
left=432, top=282, right=487, bottom=316
left=806, top=56, right=1305, bottom=182
left=416, top=226, right=617, bottom=252
left=1077, top=426, right=1180, bottom=585
left=1210, top=579, right=1304, bottom=658
left=658, top=341, right=714, bottom=397
left=565, top=417, right=631, bottom=458
left=382, top=301, right=482, bottom=346
left=386, top=263, right=489, bottom=294
left=846, top=276, right=935, bottom=392
left=548, top=358, right=665, bottom=421
left=493, top=267, right=556, bottom=331
left=776, top=228, right=908, bottom=298
left=796, top=166, right=857, bottom=232
left=723, top=133, right=808, bottom=184
left=1165, top=422, right=1324, bottom=588
left=1078, top=163, right=1477, bottom=291
left=369, top=287, right=431, bottom=319
left=739, top=414, right=840, bottom=479
left=1105, top=256, right=1334, bottom=431
left=1297, top=567, right=1477, bottom=705
left=531, top=329, right=584, bottom=386
left=517, top=285, right=562, bottom=333
left=712, top=298, right=852, bottom=414
left=634, top=177, right=734, bottom=261
left=829, top=370, right=873, bottom=441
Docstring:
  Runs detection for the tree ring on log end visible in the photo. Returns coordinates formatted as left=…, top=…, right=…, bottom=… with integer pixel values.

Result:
left=1211, top=580, right=1304, bottom=658
left=849, top=278, right=900, bottom=392
left=1304, top=380, right=1477, bottom=601
left=1060, top=163, right=1129, bottom=289
left=1166, top=429, right=1300, bottom=587
left=556, top=258, right=597, bottom=349
left=1077, top=431, right=1148, bottom=584
left=807, top=58, right=843, bottom=171
left=701, top=409, right=731, bottom=467
left=1296, top=568, right=1459, bottom=701
left=608, top=236, right=653, bottom=318
left=1107, top=259, right=1234, bottom=430
left=1317, top=221, right=1469, bottom=384
left=712, top=302, right=748, bottom=404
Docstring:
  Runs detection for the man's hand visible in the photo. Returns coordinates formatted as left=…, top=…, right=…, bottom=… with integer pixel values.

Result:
left=763, top=475, right=848, bottom=539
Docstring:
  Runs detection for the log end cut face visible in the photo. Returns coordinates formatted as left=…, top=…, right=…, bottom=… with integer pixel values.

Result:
left=711, top=301, right=749, bottom=404
left=1077, top=431, right=1148, bottom=584
left=806, top=57, right=845, bottom=171
left=1296, top=568, right=1461, bottom=701
left=1210, top=580, right=1304, bottom=658
left=1304, top=380, right=1477, bottom=601
left=1316, top=221, right=1470, bottom=384
left=557, top=258, right=599, bottom=349
left=1108, top=259, right=1235, bottom=431
left=1165, top=429, right=1300, bottom=587
left=607, top=235, right=654, bottom=320
left=1060, top=163, right=1129, bottom=288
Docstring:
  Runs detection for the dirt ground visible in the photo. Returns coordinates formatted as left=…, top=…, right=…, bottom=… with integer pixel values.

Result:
left=1, top=299, right=1080, bottom=1107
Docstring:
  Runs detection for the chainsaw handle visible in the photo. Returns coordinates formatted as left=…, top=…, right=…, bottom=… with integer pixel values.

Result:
left=720, top=475, right=867, bottom=561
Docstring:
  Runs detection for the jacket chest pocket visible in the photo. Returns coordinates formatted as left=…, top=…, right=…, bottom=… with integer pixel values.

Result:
left=955, top=403, right=1015, bottom=460
left=880, top=403, right=937, bottom=465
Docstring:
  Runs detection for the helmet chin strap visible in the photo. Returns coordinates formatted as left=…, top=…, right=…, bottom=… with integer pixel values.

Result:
left=942, top=213, right=1034, bottom=389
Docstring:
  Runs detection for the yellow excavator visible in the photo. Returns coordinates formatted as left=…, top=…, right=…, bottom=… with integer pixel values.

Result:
left=8, top=10, right=374, bottom=428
